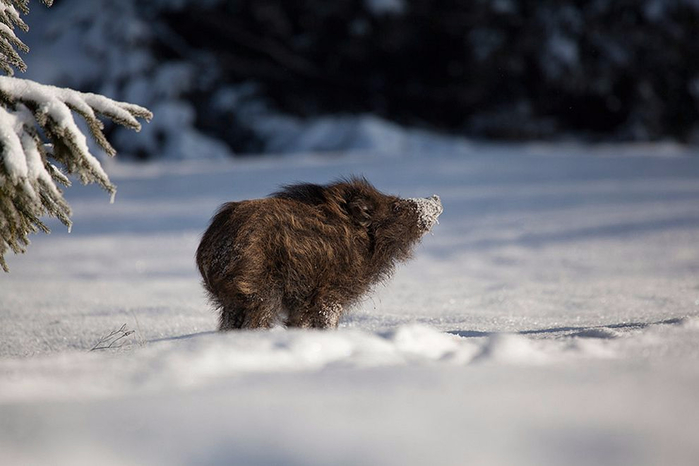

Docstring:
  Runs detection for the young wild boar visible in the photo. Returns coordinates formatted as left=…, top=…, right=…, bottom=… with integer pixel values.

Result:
left=196, top=177, right=443, bottom=330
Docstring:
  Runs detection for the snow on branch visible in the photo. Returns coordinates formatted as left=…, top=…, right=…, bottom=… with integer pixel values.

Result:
left=0, top=1, right=152, bottom=271
left=0, top=76, right=152, bottom=271
left=0, top=0, right=53, bottom=75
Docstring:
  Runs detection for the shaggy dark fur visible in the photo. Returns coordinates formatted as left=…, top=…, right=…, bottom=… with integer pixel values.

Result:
left=196, top=177, right=442, bottom=330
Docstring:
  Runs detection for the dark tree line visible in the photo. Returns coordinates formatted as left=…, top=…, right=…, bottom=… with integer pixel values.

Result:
left=157, top=0, right=699, bottom=144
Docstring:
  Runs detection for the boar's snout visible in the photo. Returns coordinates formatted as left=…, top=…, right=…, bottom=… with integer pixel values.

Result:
left=429, top=194, right=442, bottom=213
left=407, top=194, right=443, bottom=232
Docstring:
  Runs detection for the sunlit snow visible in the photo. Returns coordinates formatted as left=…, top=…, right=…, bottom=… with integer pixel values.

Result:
left=2, top=137, right=699, bottom=466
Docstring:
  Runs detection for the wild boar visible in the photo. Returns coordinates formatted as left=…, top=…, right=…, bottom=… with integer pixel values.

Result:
left=196, top=177, right=442, bottom=330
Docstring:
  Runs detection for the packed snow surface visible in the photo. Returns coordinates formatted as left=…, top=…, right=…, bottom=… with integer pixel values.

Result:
left=2, top=139, right=699, bottom=465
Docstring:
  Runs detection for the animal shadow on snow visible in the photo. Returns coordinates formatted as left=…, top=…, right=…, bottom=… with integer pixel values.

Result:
left=448, top=317, right=687, bottom=340
left=145, top=317, right=691, bottom=344
left=148, top=331, right=218, bottom=343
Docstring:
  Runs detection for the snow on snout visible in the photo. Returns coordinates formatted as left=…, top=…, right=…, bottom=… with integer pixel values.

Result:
left=408, top=194, right=443, bottom=231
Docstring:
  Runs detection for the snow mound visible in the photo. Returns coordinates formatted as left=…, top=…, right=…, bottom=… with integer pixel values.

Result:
left=3, top=322, right=665, bottom=403
left=384, top=324, right=465, bottom=359
left=677, top=315, right=699, bottom=329
left=472, top=333, right=551, bottom=365
left=0, top=325, right=478, bottom=402
left=256, top=114, right=475, bottom=155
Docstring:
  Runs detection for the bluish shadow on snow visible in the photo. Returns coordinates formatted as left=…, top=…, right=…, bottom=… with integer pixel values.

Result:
left=35, top=146, right=699, bottom=243
left=145, top=316, right=690, bottom=350
left=148, top=330, right=218, bottom=343
left=448, top=316, right=688, bottom=340
left=438, top=188, right=699, bottom=220
left=429, top=215, right=699, bottom=254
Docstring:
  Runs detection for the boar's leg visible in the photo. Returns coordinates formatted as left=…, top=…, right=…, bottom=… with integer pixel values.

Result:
left=219, top=293, right=282, bottom=330
left=286, top=301, right=343, bottom=329
left=219, top=305, right=245, bottom=330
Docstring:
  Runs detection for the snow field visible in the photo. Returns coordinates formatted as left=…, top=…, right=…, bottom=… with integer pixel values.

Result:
left=2, top=141, right=699, bottom=465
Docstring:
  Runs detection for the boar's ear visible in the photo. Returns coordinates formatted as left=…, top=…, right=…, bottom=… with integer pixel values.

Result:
left=346, top=195, right=372, bottom=228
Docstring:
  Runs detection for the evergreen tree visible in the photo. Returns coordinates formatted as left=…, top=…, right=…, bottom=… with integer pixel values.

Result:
left=0, top=0, right=152, bottom=271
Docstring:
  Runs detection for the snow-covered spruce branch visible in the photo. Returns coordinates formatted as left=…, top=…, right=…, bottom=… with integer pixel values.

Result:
left=0, top=76, right=152, bottom=271
left=0, top=1, right=53, bottom=75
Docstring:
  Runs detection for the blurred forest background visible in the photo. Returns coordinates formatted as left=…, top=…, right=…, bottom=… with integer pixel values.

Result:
left=23, top=0, right=699, bottom=159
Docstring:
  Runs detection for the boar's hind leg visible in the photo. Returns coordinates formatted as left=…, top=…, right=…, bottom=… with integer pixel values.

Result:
left=219, top=306, right=245, bottom=330
left=219, top=294, right=282, bottom=330
left=286, top=302, right=343, bottom=329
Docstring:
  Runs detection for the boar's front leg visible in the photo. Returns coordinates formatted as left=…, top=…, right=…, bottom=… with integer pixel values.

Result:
left=286, top=302, right=343, bottom=329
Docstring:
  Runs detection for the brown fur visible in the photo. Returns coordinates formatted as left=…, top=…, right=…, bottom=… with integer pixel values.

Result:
left=196, top=177, right=438, bottom=330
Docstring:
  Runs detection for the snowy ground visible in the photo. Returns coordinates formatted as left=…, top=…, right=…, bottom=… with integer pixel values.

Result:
left=2, top=141, right=699, bottom=465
